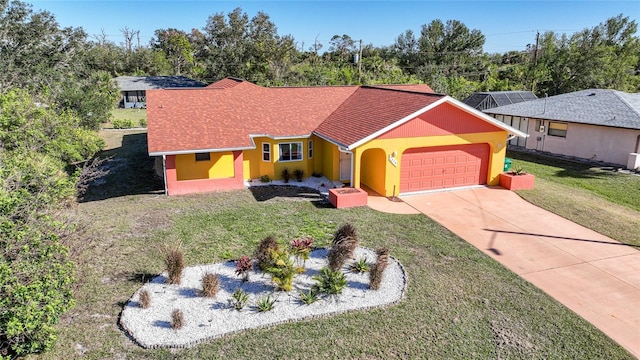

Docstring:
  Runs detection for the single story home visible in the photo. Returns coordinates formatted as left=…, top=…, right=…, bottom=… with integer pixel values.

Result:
left=114, top=76, right=206, bottom=108
left=484, top=89, right=640, bottom=169
left=147, top=78, right=527, bottom=196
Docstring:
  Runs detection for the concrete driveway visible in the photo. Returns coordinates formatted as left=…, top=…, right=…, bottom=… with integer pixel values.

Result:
left=399, top=187, right=640, bottom=358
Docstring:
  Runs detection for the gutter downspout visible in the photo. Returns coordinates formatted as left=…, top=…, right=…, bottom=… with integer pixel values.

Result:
left=162, top=154, right=168, bottom=195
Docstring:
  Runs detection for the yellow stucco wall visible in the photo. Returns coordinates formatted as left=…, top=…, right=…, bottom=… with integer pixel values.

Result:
left=352, top=131, right=508, bottom=196
left=243, top=136, right=317, bottom=181
left=176, top=152, right=235, bottom=181
left=316, top=137, right=340, bottom=181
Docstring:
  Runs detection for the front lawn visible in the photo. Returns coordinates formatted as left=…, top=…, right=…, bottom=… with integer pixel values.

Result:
left=39, top=132, right=634, bottom=359
left=508, top=150, right=640, bottom=247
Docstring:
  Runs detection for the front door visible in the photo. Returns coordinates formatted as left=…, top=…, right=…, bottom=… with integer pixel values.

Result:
left=339, top=151, right=351, bottom=181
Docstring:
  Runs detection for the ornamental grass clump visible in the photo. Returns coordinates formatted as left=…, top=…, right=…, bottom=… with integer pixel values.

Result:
left=235, top=256, right=253, bottom=282
left=138, top=290, right=151, bottom=309
left=327, top=223, right=360, bottom=271
left=200, top=273, right=220, bottom=298
left=163, top=242, right=185, bottom=285
left=369, top=247, right=390, bottom=290
left=254, top=235, right=279, bottom=271
left=171, top=309, right=184, bottom=330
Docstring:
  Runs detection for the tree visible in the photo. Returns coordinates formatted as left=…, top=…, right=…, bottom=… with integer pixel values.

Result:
left=151, top=28, right=195, bottom=75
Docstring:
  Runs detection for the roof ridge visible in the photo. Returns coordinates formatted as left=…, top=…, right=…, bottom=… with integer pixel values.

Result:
left=611, top=90, right=640, bottom=119
left=361, top=85, right=444, bottom=96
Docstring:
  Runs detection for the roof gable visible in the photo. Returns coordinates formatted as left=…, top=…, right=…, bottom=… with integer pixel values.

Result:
left=484, top=89, right=640, bottom=130
left=379, top=102, right=504, bottom=139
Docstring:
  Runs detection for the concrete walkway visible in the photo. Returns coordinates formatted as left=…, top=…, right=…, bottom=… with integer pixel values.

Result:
left=370, top=187, right=640, bottom=357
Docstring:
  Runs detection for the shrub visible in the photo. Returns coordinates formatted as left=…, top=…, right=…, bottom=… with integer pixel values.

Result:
left=281, top=168, right=290, bottom=183
left=255, top=294, right=276, bottom=312
left=171, top=309, right=185, bottom=329
left=111, top=118, right=135, bottom=129
left=138, top=118, right=147, bottom=127
left=235, top=256, right=253, bottom=282
left=369, top=247, right=390, bottom=290
left=229, top=288, right=249, bottom=311
left=259, top=174, right=271, bottom=183
left=200, top=273, right=220, bottom=298
left=254, top=235, right=279, bottom=271
left=299, top=288, right=319, bottom=305
left=312, top=171, right=322, bottom=177
left=293, top=169, right=304, bottom=182
left=290, top=236, right=313, bottom=265
left=139, top=290, right=151, bottom=308
left=332, top=223, right=357, bottom=247
left=349, top=257, right=370, bottom=273
left=263, top=248, right=304, bottom=291
left=312, top=267, right=347, bottom=295
left=163, top=243, right=185, bottom=285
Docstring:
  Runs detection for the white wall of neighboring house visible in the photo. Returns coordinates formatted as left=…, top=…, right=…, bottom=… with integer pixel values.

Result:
left=494, top=114, right=640, bottom=166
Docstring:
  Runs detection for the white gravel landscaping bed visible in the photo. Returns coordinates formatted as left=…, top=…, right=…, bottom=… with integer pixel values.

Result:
left=120, top=247, right=407, bottom=349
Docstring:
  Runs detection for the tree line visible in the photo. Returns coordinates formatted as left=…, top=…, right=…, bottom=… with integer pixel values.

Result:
left=0, top=0, right=638, bottom=357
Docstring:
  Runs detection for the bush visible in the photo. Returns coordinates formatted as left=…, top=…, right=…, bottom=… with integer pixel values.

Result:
left=200, top=273, right=220, bottom=298
left=312, top=267, right=347, bottom=295
left=171, top=309, right=185, bottom=329
left=259, top=174, right=271, bottom=183
left=263, top=248, right=304, bottom=291
left=111, top=118, right=135, bottom=129
left=290, top=236, right=313, bottom=265
left=370, top=247, right=390, bottom=290
left=235, top=256, right=253, bottom=282
left=139, top=290, right=151, bottom=308
left=254, top=236, right=279, bottom=271
left=163, top=243, right=185, bottom=285
left=138, top=118, right=147, bottom=127
left=293, top=169, right=304, bottom=182
left=281, top=168, right=290, bottom=183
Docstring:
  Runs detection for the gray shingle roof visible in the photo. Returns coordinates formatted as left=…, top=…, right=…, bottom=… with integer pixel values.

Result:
left=463, top=91, right=537, bottom=110
left=483, top=89, right=640, bottom=130
left=115, top=76, right=206, bottom=91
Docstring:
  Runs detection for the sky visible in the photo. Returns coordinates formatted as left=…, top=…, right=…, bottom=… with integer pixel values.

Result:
left=28, top=0, right=640, bottom=54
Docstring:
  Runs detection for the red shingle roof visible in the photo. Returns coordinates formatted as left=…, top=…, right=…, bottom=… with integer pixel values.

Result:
left=368, top=84, right=435, bottom=93
left=313, top=87, right=444, bottom=147
left=147, top=80, right=359, bottom=154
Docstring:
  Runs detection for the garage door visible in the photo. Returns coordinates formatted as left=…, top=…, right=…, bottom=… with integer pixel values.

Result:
left=400, top=144, right=489, bottom=193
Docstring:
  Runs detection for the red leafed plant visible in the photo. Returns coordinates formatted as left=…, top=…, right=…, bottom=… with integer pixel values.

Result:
left=235, top=256, right=253, bottom=282
left=290, top=236, right=313, bottom=266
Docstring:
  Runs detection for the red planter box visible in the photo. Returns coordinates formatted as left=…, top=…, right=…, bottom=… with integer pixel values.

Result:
left=328, top=188, right=368, bottom=208
left=499, top=172, right=535, bottom=190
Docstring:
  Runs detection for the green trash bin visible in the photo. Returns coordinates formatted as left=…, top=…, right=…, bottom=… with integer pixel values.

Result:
left=504, top=158, right=512, bottom=172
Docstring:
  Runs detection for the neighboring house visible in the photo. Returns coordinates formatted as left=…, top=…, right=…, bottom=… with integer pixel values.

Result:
left=147, top=78, right=527, bottom=196
left=484, top=89, right=640, bottom=168
left=114, top=76, right=206, bottom=108
left=463, top=91, right=538, bottom=111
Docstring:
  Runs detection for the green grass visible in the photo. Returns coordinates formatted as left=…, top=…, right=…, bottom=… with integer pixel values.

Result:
left=35, top=132, right=634, bottom=359
left=508, top=150, right=640, bottom=247
left=104, top=108, right=147, bottom=129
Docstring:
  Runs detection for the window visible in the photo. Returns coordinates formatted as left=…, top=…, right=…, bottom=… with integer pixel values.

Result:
left=278, top=142, right=302, bottom=162
left=195, top=152, right=210, bottom=161
left=308, top=140, right=313, bottom=159
left=262, top=143, right=271, bottom=162
left=548, top=122, right=568, bottom=138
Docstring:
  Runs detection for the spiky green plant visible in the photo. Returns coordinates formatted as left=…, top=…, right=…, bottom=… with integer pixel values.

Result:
left=229, top=288, right=249, bottom=311
left=312, top=267, right=347, bottom=295
left=349, top=257, right=370, bottom=273
left=299, top=288, right=319, bottom=305
left=370, top=247, right=390, bottom=290
left=255, top=294, right=277, bottom=312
